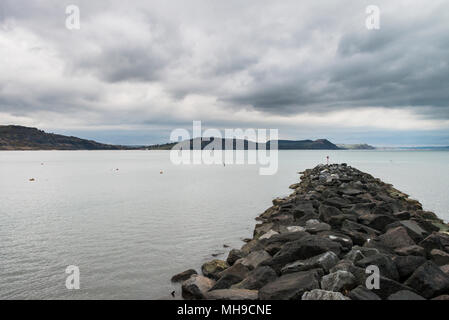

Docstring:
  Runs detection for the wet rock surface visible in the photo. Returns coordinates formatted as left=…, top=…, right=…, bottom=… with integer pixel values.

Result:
left=176, top=164, right=449, bottom=300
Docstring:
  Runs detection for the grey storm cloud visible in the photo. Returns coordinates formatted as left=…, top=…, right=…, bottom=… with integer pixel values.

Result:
left=0, top=0, right=449, bottom=142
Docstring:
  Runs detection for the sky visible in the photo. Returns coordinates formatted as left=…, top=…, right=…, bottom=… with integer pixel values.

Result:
left=0, top=0, right=448, bottom=146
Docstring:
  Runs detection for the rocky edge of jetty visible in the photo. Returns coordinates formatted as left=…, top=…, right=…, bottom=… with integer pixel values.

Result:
left=172, top=163, right=449, bottom=300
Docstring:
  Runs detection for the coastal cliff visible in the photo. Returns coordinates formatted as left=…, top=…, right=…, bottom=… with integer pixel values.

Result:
left=0, top=125, right=126, bottom=150
left=173, top=164, right=449, bottom=300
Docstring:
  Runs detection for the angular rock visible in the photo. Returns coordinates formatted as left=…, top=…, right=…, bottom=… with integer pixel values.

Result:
left=182, top=275, right=216, bottom=299
left=254, top=223, right=275, bottom=238
left=201, top=260, right=229, bottom=280
left=387, top=290, right=426, bottom=300
left=171, top=269, right=197, bottom=282
left=349, top=285, right=381, bottom=300
left=378, top=226, right=415, bottom=249
left=258, top=270, right=320, bottom=300
left=281, top=251, right=339, bottom=274
left=302, top=289, right=349, bottom=300
left=342, top=220, right=380, bottom=236
left=214, top=262, right=250, bottom=288
left=241, top=239, right=263, bottom=254
left=264, top=231, right=309, bottom=247
left=404, top=261, right=449, bottom=298
left=330, top=259, right=354, bottom=273
left=359, top=214, right=397, bottom=232
left=348, top=265, right=413, bottom=299
left=226, top=249, right=245, bottom=266
left=232, top=266, right=277, bottom=290
left=211, top=273, right=245, bottom=290
left=393, top=211, right=411, bottom=220
left=293, top=201, right=316, bottom=218
left=393, top=255, right=426, bottom=280
left=318, top=204, right=343, bottom=223
left=324, top=197, right=351, bottom=209
left=327, top=214, right=358, bottom=228
left=347, top=202, right=376, bottom=216
left=264, top=242, right=283, bottom=256
left=321, top=270, right=357, bottom=292
left=218, top=262, right=250, bottom=277
left=205, top=289, right=258, bottom=300
left=236, top=250, right=271, bottom=270
left=356, top=254, right=399, bottom=281
left=430, top=249, right=449, bottom=266
left=419, top=233, right=449, bottom=254
left=373, top=203, right=394, bottom=215
left=345, top=248, right=364, bottom=263
left=385, top=220, right=428, bottom=242
left=265, top=235, right=341, bottom=272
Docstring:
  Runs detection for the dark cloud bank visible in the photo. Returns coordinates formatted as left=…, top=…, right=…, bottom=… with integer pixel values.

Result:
left=0, top=0, right=448, bottom=145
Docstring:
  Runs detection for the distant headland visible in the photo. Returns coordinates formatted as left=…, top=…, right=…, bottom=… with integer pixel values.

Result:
left=0, top=125, right=375, bottom=151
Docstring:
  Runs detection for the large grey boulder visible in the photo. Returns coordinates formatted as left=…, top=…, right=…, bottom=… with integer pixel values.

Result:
left=264, top=235, right=341, bottom=272
left=404, top=261, right=449, bottom=299
left=378, top=226, right=415, bottom=249
left=385, top=220, right=428, bottom=242
left=318, top=204, right=343, bottom=223
left=232, top=266, right=277, bottom=290
left=226, top=249, right=245, bottom=266
left=349, top=285, right=381, bottom=300
left=321, top=270, right=357, bottom=292
left=182, top=275, right=216, bottom=299
left=393, top=255, right=426, bottom=280
left=211, top=263, right=250, bottom=290
left=258, top=270, right=320, bottom=300
left=281, top=251, right=339, bottom=274
left=359, top=214, right=397, bottom=232
left=236, top=250, right=271, bottom=270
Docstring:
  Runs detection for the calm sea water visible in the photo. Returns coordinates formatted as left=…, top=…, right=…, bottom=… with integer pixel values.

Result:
left=0, top=150, right=448, bottom=299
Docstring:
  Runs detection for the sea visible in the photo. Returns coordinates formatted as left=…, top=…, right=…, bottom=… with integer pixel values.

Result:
left=0, top=150, right=448, bottom=299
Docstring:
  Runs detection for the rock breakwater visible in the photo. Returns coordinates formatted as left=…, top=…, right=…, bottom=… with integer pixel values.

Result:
left=173, top=164, right=449, bottom=300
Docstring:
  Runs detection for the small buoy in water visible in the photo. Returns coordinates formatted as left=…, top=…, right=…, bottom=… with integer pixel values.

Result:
left=160, top=170, right=163, bottom=174
left=41, top=163, right=44, bottom=165
left=171, top=291, right=175, bottom=298
left=326, top=155, right=330, bottom=165
left=29, top=178, right=35, bottom=182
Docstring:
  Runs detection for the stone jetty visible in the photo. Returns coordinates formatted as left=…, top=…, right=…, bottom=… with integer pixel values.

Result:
left=173, top=164, right=449, bottom=300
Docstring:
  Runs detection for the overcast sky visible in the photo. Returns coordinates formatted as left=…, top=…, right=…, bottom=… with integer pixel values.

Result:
left=0, top=0, right=448, bottom=146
